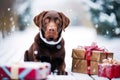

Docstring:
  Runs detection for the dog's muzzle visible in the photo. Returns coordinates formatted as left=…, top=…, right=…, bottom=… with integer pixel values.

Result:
left=39, top=30, right=63, bottom=45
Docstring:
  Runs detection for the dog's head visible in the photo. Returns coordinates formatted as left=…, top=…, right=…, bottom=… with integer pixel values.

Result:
left=34, top=10, right=70, bottom=42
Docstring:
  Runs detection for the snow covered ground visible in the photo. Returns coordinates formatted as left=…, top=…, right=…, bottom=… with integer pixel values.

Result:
left=0, top=26, right=120, bottom=80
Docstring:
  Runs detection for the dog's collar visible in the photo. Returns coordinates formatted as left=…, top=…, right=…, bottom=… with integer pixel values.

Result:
left=39, top=30, right=63, bottom=45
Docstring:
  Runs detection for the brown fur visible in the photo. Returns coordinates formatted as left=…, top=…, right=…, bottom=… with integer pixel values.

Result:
left=24, top=10, right=70, bottom=75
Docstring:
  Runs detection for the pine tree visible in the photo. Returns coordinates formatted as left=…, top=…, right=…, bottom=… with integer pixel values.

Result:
left=90, top=0, right=120, bottom=37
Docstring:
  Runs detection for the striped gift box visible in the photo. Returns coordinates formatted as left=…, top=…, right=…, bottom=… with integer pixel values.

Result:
left=0, top=62, right=51, bottom=80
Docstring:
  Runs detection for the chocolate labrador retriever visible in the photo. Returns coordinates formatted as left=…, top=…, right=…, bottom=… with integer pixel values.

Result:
left=24, top=10, right=70, bottom=75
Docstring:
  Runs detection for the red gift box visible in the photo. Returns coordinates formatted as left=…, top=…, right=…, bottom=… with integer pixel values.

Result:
left=98, top=59, right=120, bottom=79
left=0, top=62, right=51, bottom=80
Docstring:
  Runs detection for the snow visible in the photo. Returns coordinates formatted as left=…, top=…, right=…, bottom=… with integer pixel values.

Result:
left=14, top=0, right=31, bottom=15
left=81, top=0, right=103, bottom=10
left=99, top=12, right=117, bottom=25
left=0, top=26, right=120, bottom=80
left=1, top=0, right=120, bottom=79
left=92, top=75, right=109, bottom=80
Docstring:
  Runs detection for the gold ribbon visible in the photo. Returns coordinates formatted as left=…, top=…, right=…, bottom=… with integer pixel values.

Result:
left=11, top=63, right=19, bottom=79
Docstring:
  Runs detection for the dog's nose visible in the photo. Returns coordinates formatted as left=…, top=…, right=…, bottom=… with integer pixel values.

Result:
left=49, top=28, right=55, bottom=32
left=48, top=26, right=55, bottom=32
left=48, top=22, right=56, bottom=32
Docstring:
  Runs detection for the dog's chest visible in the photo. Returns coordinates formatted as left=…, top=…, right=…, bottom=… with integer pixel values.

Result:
left=33, top=45, right=64, bottom=62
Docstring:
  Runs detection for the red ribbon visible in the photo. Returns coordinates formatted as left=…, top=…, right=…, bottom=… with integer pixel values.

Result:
left=84, top=42, right=108, bottom=74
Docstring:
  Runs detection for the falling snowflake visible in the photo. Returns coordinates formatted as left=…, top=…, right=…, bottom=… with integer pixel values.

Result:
left=11, top=25, right=15, bottom=32
left=4, top=22, right=6, bottom=26
left=95, top=24, right=98, bottom=28
left=8, top=8, right=11, bottom=11
left=114, top=28, right=120, bottom=35
left=106, top=30, right=109, bottom=35
left=27, top=23, right=30, bottom=26
left=10, top=17, right=13, bottom=21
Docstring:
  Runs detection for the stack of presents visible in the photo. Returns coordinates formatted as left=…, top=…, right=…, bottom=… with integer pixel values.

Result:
left=72, top=42, right=120, bottom=79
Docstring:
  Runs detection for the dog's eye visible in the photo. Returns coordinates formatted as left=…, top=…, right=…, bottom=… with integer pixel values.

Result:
left=44, top=18, right=50, bottom=24
left=55, top=19, right=60, bottom=24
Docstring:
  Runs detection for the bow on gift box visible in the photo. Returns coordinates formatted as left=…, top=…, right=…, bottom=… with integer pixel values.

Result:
left=78, top=42, right=109, bottom=74
left=84, top=42, right=108, bottom=60
left=102, top=58, right=120, bottom=65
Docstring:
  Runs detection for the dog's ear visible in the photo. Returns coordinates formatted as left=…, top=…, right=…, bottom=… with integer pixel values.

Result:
left=33, top=11, right=48, bottom=29
left=58, top=12, right=70, bottom=31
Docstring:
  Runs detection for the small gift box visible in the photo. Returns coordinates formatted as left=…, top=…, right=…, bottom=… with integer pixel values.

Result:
left=98, top=58, right=120, bottom=79
left=0, top=62, right=51, bottom=80
left=72, top=42, right=113, bottom=75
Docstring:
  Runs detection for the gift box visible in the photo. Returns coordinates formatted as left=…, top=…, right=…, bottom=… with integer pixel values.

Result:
left=72, top=59, right=98, bottom=74
left=71, top=42, right=113, bottom=75
left=0, top=62, right=51, bottom=80
left=98, top=59, right=120, bottom=79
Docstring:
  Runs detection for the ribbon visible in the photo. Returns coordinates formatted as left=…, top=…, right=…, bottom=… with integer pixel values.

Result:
left=84, top=42, right=108, bottom=74
left=1, top=66, right=11, bottom=77
left=11, top=63, right=31, bottom=79
left=1, top=63, right=33, bottom=79
left=11, top=64, right=19, bottom=79
left=19, top=68, right=31, bottom=79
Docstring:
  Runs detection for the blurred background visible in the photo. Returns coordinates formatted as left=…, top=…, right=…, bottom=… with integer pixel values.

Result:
left=0, top=0, right=120, bottom=38
left=0, top=0, right=120, bottom=65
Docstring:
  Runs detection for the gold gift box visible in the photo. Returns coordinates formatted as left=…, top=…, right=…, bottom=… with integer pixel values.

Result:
left=72, top=48, right=113, bottom=75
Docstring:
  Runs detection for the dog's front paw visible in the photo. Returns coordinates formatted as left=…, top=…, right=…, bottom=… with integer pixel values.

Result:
left=57, top=71, right=68, bottom=75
